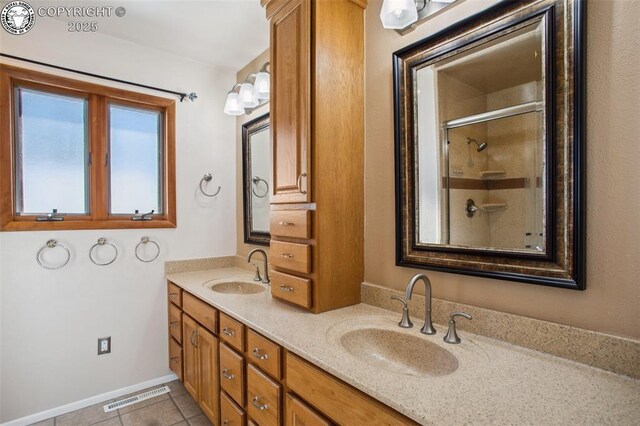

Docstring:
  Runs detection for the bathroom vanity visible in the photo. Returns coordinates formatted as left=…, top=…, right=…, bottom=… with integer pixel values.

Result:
left=166, top=267, right=640, bottom=425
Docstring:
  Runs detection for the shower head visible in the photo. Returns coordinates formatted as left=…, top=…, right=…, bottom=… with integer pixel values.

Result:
left=467, top=138, right=487, bottom=152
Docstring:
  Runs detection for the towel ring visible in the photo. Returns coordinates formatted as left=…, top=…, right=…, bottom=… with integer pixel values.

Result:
left=135, top=236, right=160, bottom=263
left=36, top=239, right=71, bottom=270
left=89, top=238, right=118, bottom=266
left=251, top=176, right=269, bottom=198
left=199, top=173, right=221, bottom=197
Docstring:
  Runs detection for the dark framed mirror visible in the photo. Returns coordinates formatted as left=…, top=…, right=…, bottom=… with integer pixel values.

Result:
left=242, top=112, right=271, bottom=246
left=394, top=0, right=585, bottom=289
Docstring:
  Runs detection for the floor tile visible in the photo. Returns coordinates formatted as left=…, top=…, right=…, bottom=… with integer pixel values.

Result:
left=27, top=419, right=54, bottom=426
left=172, top=393, right=203, bottom=419
left=117, top=386, right=171, bottom=414
left=165, top=380, right=187, bottom=397
left=187, top=414, right=213, bottom=426
left=120, top=399, right=184, bottom=426
left=56, top=401, right=118, bottom=426
left=92, top=417, right=123, bottom=426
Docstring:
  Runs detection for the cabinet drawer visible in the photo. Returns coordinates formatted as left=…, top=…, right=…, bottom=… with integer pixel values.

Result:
left=286, top=353, right=417, bottom=426
left=183, top=292, right=218, bottom=334
left=168, top=304, right=182, bottom=344
left=247, top=364, right=281, bottom=426
left=270, top=210, right=311, bottom=239
left=220, top=343, right=245, bottom=407
left=247, top=329, right=282, bottom=380
left=270, top=240, right=311, bottom=274
left=168, top=337, right=182, bottom=382
left=168, top=282, right=182, bottom=307
left=271, top=270, right=312, bottom=309
left=221, top=391, right=246, bottom=426
left=286, top=393, right=330, bottom=426
left=220, top=312, right=245, bottom=353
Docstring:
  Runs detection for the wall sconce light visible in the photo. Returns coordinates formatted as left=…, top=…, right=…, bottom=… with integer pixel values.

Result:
left=380, top=0, right=458, bottom=34
left=224, top=62, right=270, bottom=116
left=224, top=84, right=244, bottom=116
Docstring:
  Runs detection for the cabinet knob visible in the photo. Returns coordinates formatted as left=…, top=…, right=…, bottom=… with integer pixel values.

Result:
left=296, top=173, right=307, bottom=195
left=169, top=321, right=178, bottom=328
left=169, top=292, right=178, bottom=298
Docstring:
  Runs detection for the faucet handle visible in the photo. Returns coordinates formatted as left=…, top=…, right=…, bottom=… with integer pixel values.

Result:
left=391, top=296, right=413, bottom=329
left=443, top=312, right=472, bottom=344
left=252, top=263, right=262, bottom=282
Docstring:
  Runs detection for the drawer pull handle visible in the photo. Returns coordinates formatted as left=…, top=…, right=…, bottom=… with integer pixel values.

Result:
left=169, top=321, right=178, bottom=328
left=252, top=396, right=268, bottom=411
left=222, top=327, right=235, bottom=337
left=252, top=348, right=269, bottom=360
left=280, top=253, right=294, bottom=259
left=170, top=356, right=180, bottom=363
left=279, top=221, right=294, bottom=226
left=169, top=292, right=179, bottom=298
left=280, top=285, right=294, bottom=292
left=222, top=369, right=235, bottom=380
left=222, top=421, right=229, bottom=426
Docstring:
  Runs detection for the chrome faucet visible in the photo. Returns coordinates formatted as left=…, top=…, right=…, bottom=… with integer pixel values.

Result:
left=247, top=249, right=270, bottom=284
left=404, top=273, right=436, bottom=335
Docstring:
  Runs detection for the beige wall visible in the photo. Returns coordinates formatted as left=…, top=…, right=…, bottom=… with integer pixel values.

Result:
left=237, top=49, right=270, bottom=259
left=365, top=0, right=640, bottom=339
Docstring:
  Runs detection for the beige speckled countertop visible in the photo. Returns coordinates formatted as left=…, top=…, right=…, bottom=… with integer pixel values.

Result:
left=167, top=268, right=640, bottom=425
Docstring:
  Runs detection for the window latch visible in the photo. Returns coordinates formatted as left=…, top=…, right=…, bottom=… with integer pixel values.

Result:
left=36, top=209, right=65, bottom=222
left=131, top=209, right=154, bottom=221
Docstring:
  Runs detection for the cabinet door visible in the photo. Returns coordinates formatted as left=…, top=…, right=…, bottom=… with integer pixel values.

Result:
left=270, top=0, right=311, bottom=203
left=286, top=394, right=330, bottom=426
left=198, top=327, right=220, bottom=425
left=182, top=314, right=199, bottom=400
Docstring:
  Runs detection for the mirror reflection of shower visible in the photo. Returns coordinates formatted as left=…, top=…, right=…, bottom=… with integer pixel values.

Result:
left=467, top=137, right=487, bottom=152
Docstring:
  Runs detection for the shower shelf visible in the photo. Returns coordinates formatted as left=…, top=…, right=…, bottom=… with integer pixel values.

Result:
left=480, top=170, right=506, bottom=179
left=480, top=203, right=508, bottom=212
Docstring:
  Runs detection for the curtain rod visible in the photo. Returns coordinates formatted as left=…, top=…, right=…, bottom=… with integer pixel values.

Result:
left=0, top=53, right=197, bottom=102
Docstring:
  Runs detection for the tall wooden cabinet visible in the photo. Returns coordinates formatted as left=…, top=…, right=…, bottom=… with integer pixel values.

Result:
left=263, top=0, right=367, bottom=313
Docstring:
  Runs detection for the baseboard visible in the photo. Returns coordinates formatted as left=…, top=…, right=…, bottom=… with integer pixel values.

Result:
left=1, top=373, right=178, bottom=426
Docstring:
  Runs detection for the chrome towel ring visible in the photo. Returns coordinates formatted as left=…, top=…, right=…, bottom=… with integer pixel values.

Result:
left=199, top=173, right=221, bottom=197
left=89, top=238, right=118, bottom=266
left=251, top=176, right=269, bottom=198
left=135, top=236, right=160, bottom=263
left=36, top=239, right=71, bottom=270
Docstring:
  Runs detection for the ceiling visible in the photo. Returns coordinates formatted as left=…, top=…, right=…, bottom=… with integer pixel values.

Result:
left=39, top=0, right=270, bottom=70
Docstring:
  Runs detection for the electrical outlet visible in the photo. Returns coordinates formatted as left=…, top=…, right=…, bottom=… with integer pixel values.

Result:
left=98, top=337, right=111, bottom=355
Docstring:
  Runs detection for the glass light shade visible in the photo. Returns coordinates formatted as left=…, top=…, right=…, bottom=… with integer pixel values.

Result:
left=380, top=0, right=418, bottom=29
left=254, top=71, right=270, bottom=100
left=223, top=92, right=244, bottom=116
left=238, top=82, right=259, bottom=108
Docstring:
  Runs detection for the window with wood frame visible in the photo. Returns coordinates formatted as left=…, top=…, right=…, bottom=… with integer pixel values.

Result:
left=0, top=65, right=176, bottom=231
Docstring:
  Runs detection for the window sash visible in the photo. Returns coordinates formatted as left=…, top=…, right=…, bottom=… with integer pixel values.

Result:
left=14, top=86, right=92, bottom=216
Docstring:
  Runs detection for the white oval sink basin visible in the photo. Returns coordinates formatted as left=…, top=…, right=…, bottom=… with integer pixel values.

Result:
left=326, top=316, right=460, bottom=377
left=206, top=281, right=266, bottom=295
left=339, top=328, right=458, bottom=377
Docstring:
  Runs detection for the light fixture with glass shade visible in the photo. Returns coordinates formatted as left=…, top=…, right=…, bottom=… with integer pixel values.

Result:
left=238, top=75, right=259, bottom=109
left=253, top=62, right=270, bottom=100
left=223, top=62, right=270, bottom=116
left=223, top=84, right=244, bottom=116
left=380, top=0, right=459, bottom=34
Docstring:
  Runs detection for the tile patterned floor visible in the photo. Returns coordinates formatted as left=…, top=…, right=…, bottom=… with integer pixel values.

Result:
left=29, top=380, right=212, bottom=426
